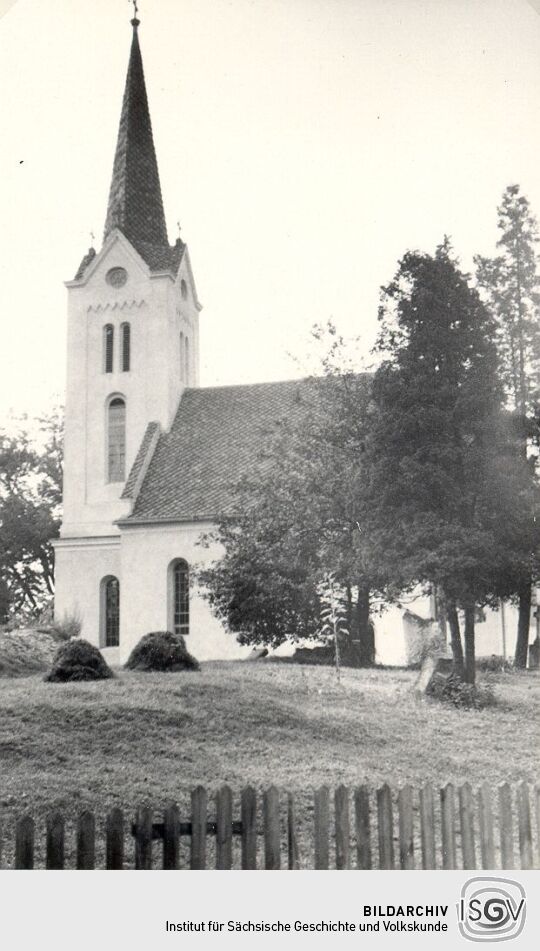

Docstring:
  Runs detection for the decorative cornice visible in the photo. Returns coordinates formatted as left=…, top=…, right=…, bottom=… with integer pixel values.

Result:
left=87, top=298, right=147, bottom=314
left=53, top=535, right=121, bottom=550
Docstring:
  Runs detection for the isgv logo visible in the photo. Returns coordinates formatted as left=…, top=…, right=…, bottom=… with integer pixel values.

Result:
left=457, top=878, right=526, bottom=942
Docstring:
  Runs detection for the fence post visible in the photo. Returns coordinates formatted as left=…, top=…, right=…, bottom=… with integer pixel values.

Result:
left=77, top=811, right=95, bottom=870
left=264, top=786, right=280, bottom=870
left=287, top=793, right=299, bottom=870
left=441, top=784, right=456, bottom=869
left=335, top=785, right=350, bottom=870
left=216, top=786, right=233, bottom=870
left=354, top=786, right=372, bottom=870
left=517, top=782, right=533, bottom=870
left=498, top=783, right=514, bottom=870
left=314, top=786, right=329, bottom=869
left=419, top=784, right=436, bottom=870
left=459, top=783, right=476, bottom=870
left=478, top=784, right=495, bottom=869
left=163, top=803, right=180, bottom=871
left=106, top=808, right=124, bottom=870
left=377, top=784, right=394, bottom=870
left=15, top=815, right=35, bottom=869
left=135, top=806, right=153, bottom=870
left=46, top=812, right=65, bottom=870
left=241, top=786, right=257, bottom=870
left=398, top=786, right=414, bottom=870
left=191, top=786, right=207, bottom=870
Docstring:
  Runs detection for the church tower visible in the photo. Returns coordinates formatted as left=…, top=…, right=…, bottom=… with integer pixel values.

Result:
left=60, top=15, right=201, bottom=540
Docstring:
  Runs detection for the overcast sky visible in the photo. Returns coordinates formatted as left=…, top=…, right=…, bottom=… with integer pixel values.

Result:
left=0, top=0, right=539, bottom=425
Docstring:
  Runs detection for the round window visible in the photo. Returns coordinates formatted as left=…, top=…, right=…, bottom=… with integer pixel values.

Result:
left=180, top=278, right=188, bottom=300
left=106, top=267, right=128, bottom=288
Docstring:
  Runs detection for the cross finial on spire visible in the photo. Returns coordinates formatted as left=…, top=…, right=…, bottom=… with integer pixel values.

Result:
left=129, top=0, right=140, bottom=26
left=104, top=1, right=168, bottom=249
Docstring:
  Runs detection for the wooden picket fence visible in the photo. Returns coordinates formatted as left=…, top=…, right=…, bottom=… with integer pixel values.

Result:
left=3, top=781, right=539, bottom=870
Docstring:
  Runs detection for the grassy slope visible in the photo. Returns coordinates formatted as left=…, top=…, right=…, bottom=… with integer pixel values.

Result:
left=0, top=662, right=538, bottom=866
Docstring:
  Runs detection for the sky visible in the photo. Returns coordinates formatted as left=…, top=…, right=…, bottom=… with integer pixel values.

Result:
left=0, top=0, right=539, bottom=425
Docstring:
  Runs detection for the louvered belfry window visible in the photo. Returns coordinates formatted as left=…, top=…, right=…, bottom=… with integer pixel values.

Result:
left=104, top=324, right=114, bottom=373
left=104, top=576, right=120, bottom=647
left=121, top=322, right=130, bottom=372
left=108, top=397, right=126, bottom=482
left=173, top=559, right=189, bottom=637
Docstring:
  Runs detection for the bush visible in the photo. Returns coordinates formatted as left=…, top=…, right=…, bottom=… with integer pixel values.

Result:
left=47, top=610, right=82, bottom=642
left=426, top=672, right=495, bottom=710
left=45, top=638, right=114, bottom=682
left=125, top=631, right=200, bottom=672
left=476, top=654, right=513, bottom=673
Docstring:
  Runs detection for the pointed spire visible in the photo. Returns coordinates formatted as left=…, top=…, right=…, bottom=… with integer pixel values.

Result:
left=103, top=17, right=168, bottom=250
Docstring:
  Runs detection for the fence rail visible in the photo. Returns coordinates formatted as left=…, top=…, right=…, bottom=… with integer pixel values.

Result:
left=2, top=781, right=539, bottom=870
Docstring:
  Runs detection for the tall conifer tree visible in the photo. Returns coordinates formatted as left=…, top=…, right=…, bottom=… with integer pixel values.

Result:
left=475, top=186, right=540, bottom=666
left=367, top=242, right=508, bottom=683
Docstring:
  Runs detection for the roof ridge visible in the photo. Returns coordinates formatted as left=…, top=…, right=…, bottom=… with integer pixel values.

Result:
left=184, top=377, right=314, bottom=394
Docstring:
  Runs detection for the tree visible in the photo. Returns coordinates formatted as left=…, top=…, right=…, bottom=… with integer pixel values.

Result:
left=0, top=410, right=63, bottom=619
left=366, top=241, right=517, bottom=683
left=475, top=185, right=540, bottom=666
left=317, top=572, right=349, bottom=682
left=199, top=329, right=378, bottom=663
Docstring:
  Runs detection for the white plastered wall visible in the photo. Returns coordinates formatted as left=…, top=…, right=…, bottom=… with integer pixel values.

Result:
left=118, top=521, right=249, bottom=664
left=53, top=536, right=121, bottom=657
left=61, top=232, right=200, bottom=539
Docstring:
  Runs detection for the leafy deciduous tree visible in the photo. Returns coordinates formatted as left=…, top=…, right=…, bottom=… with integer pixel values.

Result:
left=0, top=409, right=63, bottom=619
left=199, top=329, right=378, bottom=663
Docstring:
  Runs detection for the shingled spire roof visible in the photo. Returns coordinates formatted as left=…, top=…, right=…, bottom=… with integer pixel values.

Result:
left=103, top=17, right=169, bottom=251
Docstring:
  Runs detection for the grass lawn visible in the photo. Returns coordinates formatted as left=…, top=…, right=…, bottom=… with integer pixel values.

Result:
left=0, top=661, right=538, bottom=868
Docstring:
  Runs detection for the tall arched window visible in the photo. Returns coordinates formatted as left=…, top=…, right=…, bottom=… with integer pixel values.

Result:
left=121, top=322, right=130, bottom=372
left=170, top=559, right=189, bottom=637
left=107, top=397, right=126, bottom=482
left=184, top=336, right=190, bottom=384
left=179, top=332, right=185, bottom=381
left=101, top=575, right=120, bottom=647
left=104, top=324, right=114, bottom=373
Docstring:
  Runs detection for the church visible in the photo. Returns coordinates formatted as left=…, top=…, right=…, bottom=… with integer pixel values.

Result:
left=53, top=15, right=521, bottom=667
left=53, top=15, right=263, bottom=663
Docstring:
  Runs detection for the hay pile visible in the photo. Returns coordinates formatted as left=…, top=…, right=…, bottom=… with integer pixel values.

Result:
left=46, top=638, right=114, bottom=682
left=125, top=631, right=200, bottom=672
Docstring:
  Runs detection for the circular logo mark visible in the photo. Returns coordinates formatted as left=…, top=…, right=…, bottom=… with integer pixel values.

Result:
left=458, top=877, right=526, bottom=942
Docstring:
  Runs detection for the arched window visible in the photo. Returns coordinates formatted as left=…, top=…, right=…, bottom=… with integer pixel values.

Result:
left=169, top=559, right=189, bottom=637
left=107, top=397, right=126, bottom=482
left=179, top=332, right=184, bottom=381
left=104, top=324, right=114, bottom=373
left=101, top=575, right=120, bottom=647
left=184, top=336, right=190, bottom=384
left=121, top=322, right=130, bottom=372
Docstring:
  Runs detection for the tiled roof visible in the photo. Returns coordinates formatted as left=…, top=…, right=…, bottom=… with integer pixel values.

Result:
left=123, top=380, right=318, bottom=523
left=122, top=420, right=161, bottom=499
left=74, top=247, right=97, bottom=281
left=136, top=239, right=185, bottom=274
left=103, top=20, right=168, bottom=251
left=74, top=22, right=187, bottom=284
